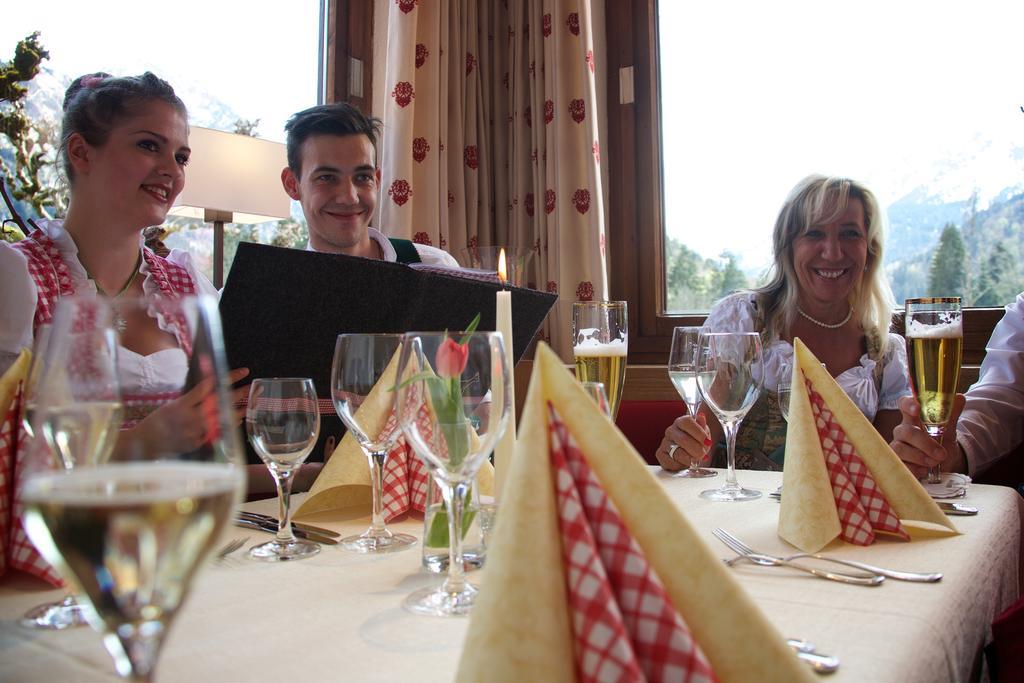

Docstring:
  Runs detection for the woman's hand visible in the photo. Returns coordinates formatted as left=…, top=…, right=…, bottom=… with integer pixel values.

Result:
left=121, top=367, right=249, bottom=456
left=655, top=413, right=713, bottom=471
left=889, top=394, right=967, bottom=478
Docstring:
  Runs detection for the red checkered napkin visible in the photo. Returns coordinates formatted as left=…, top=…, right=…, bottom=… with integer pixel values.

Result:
left=1, top=381, right=62, bottom=586
left=548, top=403, right=716, bottom=683
left=807, top=382, right=909, bottom=546
left=380, top=406, right=435, bottom=522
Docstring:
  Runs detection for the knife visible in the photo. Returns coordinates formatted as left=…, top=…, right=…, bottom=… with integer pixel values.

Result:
left=234, top=517, right=339, bottom=545
left=936, top=502, right=979, bottom=516
left=237, top=511, right=342, bottom=538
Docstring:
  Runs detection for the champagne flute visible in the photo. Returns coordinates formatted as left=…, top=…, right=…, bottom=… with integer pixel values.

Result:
left=20, top=309, right=116, bottom=631
left=246, top=378, right=321, bottom=560
left=572, top=301, right=628, bottom=419
left=905, top=297, right=969, bottom=497
left=667, top=326, right=717, bottom=478
left=579, top=381, right=612, bottom=416
left=696, top=332, right=763, bottom=501
left=396, top=330, right=509, bottom=616
left=21, top=295, right=246, bottom=681
left=332, top=334, right=416, bottom=553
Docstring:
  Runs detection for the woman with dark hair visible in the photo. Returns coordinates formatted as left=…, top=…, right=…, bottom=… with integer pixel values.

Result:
left=657, top=175, right=912, bottom=472
left=0, top=71, right=246, bottom=453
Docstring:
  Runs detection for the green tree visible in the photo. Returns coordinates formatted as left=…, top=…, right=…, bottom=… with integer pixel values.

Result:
left=973, top=241, right=1018, bottom=306
left=715, top=251, right=748, bottom=298
left=927, top=223, right=966, bottom=297
left=1, top=33, right=64, bottom=229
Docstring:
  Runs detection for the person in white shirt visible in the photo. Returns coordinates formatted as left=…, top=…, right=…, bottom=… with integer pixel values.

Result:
left=280, top=103, right=459, bottom=267
left=892, top=292, right=1024, bottom=478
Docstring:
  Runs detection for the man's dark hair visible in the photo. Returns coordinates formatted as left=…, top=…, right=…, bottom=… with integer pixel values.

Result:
left=284, top=103, right=382, bottom=176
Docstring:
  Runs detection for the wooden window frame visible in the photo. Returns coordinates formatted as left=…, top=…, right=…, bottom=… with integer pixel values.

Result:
left=604, top=0, right=1002, bottom=367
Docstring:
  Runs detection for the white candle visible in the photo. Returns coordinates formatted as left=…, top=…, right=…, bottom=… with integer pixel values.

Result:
left=494, top=249, right=516, bottom=501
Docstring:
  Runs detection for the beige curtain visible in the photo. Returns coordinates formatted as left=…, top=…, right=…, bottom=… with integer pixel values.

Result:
left=380, top=0, right=606, bottom=359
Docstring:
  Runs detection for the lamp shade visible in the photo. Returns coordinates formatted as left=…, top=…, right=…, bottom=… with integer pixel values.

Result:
left=170, top=127, right=292, bottom=224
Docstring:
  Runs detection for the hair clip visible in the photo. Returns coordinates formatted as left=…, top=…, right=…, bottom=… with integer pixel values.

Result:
left=81, top=75, right=105, bottom=89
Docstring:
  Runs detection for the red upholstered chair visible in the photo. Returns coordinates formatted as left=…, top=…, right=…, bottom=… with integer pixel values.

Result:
left=615, top=400, right=685, bottom=465
left=987, top=596, right=1024, bottom=683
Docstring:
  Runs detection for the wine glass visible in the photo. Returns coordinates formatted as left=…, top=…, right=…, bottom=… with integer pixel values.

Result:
left=905, top=297, right=970, bottom=497
left=572, top=301, right=628, bottom=418
left=246, top=377, right=321, bottom=560
left=21, top=295, right=246, bottom=681
left=579, top=381, right=612, bottom=417
left=777, top=363, right=792, bottom=422
left=667, top=326, right=717, bottom=478
left=396, top=330, right=509, bottom=616
left=696, top=332, right=763, bottom=501
left=20, top=307, right=116, bottom=631
left=332, top=334, right=416, bottom=553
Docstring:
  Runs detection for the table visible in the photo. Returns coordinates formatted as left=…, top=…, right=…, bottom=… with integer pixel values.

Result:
left=1, top=470, right=1020, bottom=682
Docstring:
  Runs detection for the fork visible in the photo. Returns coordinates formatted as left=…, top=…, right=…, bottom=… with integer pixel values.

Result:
left=216, top=537, right=248, bottom=559
left=712, top=529, right=884, bottom=586
left=717, top=528, right=942, bottom=583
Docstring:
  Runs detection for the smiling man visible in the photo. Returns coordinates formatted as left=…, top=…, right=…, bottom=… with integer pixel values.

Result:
left=280, top=103, right=458, bottom=266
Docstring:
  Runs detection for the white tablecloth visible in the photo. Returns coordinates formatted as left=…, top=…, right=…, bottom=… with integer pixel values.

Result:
left=0, top=469, right=1020, bottom=682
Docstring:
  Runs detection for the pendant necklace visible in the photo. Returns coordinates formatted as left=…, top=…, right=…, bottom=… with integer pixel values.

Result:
left=86, top=251, right=143, bottom=332
left=798, top=306, right=853, bottom=330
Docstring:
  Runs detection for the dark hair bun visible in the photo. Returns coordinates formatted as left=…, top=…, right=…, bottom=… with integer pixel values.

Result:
left=63, top=72, right=113, bottom=112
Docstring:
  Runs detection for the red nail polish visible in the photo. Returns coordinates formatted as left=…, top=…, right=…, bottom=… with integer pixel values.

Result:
left=703, top=437, right=713, bottom=447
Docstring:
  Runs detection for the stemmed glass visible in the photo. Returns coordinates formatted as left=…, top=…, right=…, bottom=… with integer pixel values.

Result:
left=21, top=295, right=246, bottom=681
left=20, top=306, right=117, bottom=630
left=667, top=326, right=717, bottom=478
left=396, top=330, right=509, bottom=616
left=579, top=381, right=612, bottom=417
left=696, top=332, right=763, bottom=501
left=778, top=363, right=792, bottom=422
left=572, top=301, right=628, bottom=419
left=905, top=297, right=970, bottom=497
left=331, top=334, right=416, bottom=553
left=246, top=377, right=321, bottom=560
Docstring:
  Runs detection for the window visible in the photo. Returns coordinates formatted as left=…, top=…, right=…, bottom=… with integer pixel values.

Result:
left=605, top=0, right=1011, bottom=363
left=2, top=2, right=322, bottom=282
left=657, top=0, right=1024, bottom=314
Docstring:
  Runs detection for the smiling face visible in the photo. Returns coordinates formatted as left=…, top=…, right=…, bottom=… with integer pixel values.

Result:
left=69, top=99, right=190, bottom=231
left=281, top=133, right=381, bottom=257
left=790, top=197, right=868, bottom=314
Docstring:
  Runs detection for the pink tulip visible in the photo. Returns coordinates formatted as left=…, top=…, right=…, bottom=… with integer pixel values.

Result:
left=436, top=337, right=469, bottom=378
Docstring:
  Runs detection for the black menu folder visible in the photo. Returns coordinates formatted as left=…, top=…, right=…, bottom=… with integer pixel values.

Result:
left=220, top=242, right=557, bottom=463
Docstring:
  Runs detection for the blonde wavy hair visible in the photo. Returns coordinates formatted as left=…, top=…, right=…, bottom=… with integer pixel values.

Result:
left=752, top=175, right=896, bottom=356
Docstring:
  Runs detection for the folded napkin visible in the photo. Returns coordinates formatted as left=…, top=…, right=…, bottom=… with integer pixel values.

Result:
left=0, top=350, right=62, bottom=586
left=779, top=338, right=957, bottom=553
left=457, top=343, right=811, bottom=683
left=294, top=353, right=493, bottom=520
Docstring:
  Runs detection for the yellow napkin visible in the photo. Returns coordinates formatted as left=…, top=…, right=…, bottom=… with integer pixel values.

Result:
left=294, top=351, right=493, bottom=518
left=456, top=343, right=812, bottom=683
left=0, top=350, right=31, bottom=415
left=779, top=338, right=957, bottom=553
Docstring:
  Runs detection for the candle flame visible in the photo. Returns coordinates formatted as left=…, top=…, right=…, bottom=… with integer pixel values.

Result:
left=497, top=248, right=508, bottom=285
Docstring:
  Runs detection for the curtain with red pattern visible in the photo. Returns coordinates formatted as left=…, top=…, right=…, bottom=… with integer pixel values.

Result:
left=379, top=0, right=607, bottom=358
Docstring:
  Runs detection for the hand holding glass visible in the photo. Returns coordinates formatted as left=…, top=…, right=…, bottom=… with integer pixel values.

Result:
left=905, top=297, right=969, bottom=497
left=332, top=334, right=416, bottom=553
left=246, top=378, right=321, bottom=560
left=667, top=326, right=717, bottom=478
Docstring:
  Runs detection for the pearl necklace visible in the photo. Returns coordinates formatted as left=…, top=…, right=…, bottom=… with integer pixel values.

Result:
left=798, top=306, right=853, bottom=329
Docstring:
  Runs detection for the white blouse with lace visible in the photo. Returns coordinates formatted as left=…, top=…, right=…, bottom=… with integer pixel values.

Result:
left=0, top=220, right=218, bottom=396
left=705, top=292, right=912, bottom=422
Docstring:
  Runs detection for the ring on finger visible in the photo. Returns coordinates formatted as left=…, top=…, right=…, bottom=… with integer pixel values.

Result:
left=667, top=443, right=679, bottom=463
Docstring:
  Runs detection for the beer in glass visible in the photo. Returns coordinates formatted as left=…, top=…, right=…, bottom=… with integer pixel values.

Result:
left=572, top=302, right=628, bottom=418
left=905, top=297, right=967, bottom=495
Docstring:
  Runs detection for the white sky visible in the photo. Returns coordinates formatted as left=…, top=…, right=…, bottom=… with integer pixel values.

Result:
left=3, top=1, right=321, bottom=143
left=659, top=0, right=1024, bottom=275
